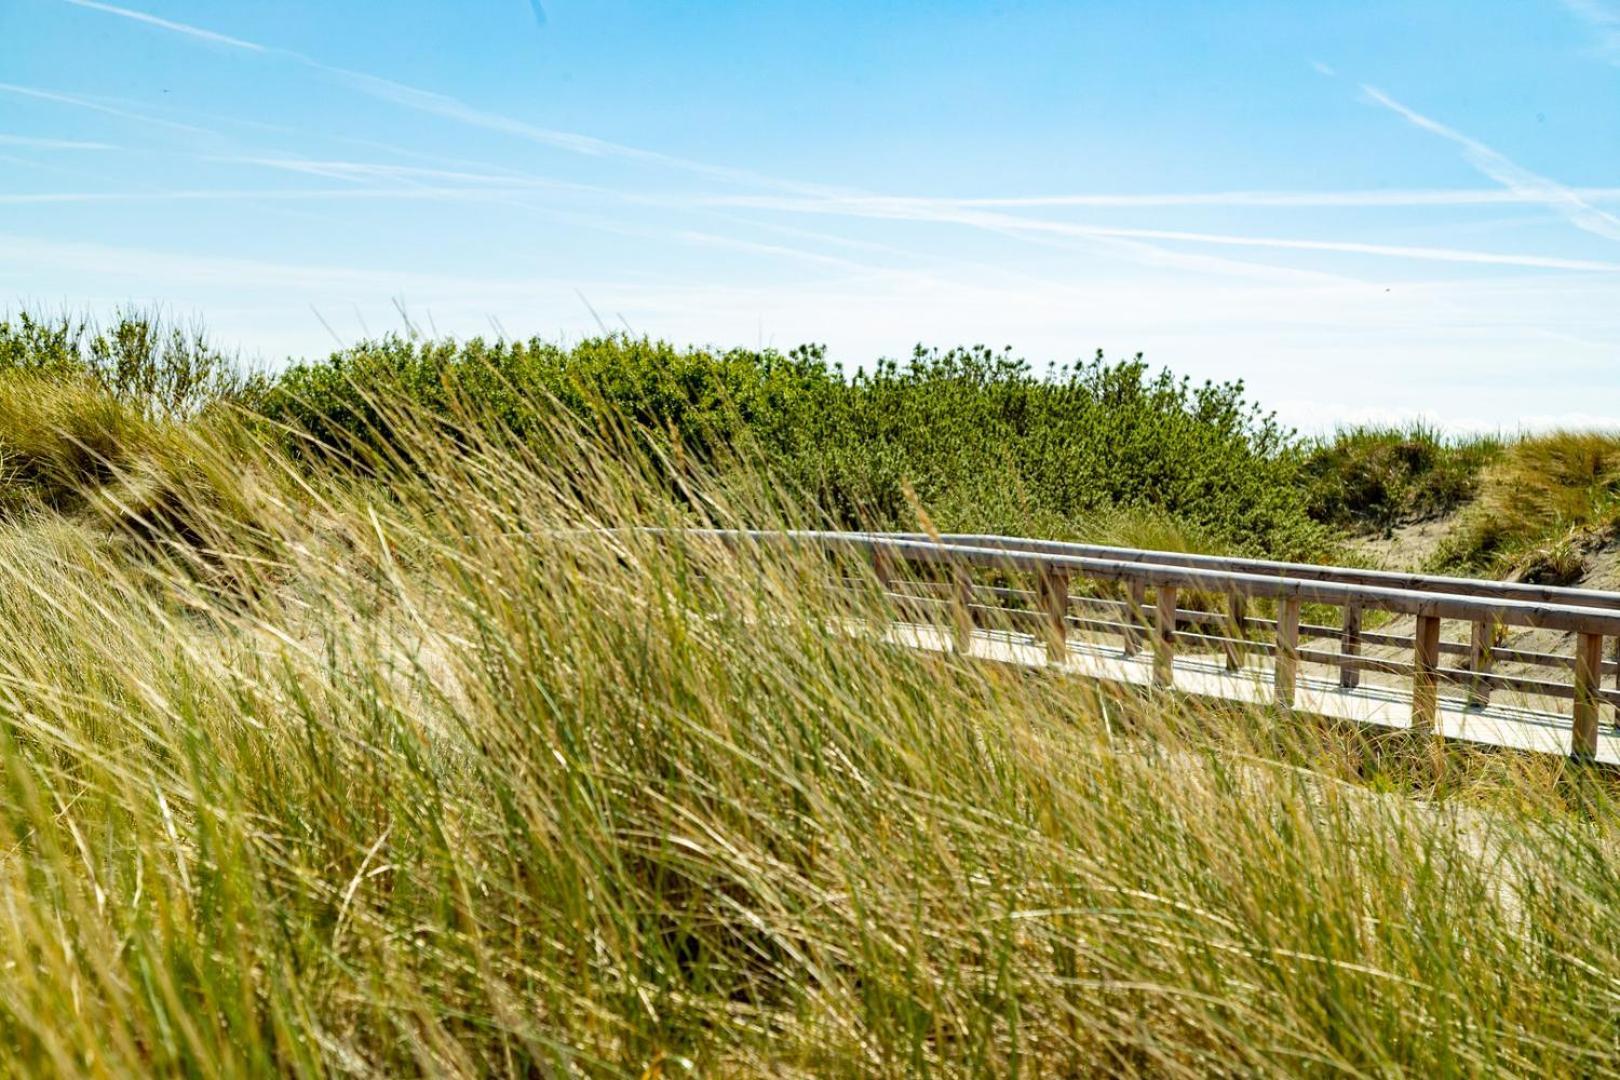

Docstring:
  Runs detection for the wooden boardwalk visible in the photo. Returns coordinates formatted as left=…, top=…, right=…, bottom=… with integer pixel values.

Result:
left=884, top=620, right=1620, bottom=765
left=692, top=529, right=1620, bottom=762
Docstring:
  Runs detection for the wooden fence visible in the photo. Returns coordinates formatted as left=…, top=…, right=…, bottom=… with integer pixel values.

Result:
left=691, top=529, right=1620, bottom=760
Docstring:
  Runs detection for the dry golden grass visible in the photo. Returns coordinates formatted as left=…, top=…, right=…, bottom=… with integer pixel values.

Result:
left=1438, top=430, right=1620, bottom=583
left=0, top=390, right=1613, bottom=1075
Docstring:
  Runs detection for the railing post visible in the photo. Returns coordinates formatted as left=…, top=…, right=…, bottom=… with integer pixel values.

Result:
left=1153, top=584, right=1177, bottom=688
left=1573, top=632, right=1604, bottom=760
left=1122, top=580, right=1146, bottom=657
left=952, top=562, right=974, bottom=654
left=1611, top=636, right=1620, bottom=731
left=1274, top=595, right=1300, bottom=709
left=1411, top=613, right=1441, bottom=737
left=1466, top=618, right=1493, bottom=708
left=1037, top=565, right=1069, bottom=663
left=1225, top=593, right=1247, bottom=672
left=1339, top=602, right=1362, bottom=689
left=873, top=546, right=895, bottom=595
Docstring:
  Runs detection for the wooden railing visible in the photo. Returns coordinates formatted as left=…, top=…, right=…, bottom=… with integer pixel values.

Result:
left=890, top=532, right=1620, bottom=697
left=692, top=530, right=1620, bottom=760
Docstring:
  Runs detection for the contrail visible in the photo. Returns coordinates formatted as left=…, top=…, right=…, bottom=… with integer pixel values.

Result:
left=59, top=0, right=265, bottom=51
left=1362, top=84, right=1620, bottom=244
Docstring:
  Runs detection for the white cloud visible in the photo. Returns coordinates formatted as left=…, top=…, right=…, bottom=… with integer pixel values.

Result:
left=0, top=232, right=557, bottom=295
left=226, top=158, right=517, bottom=186
left=672, top=230, right=893, bottom=274
left=0, top=188, right=545, bottom=205
left=58, top=0, right=264, bottom=52
left=699, top=193, right=1620, bottom=273
left=220, top=156, right=608, bottom=195
left=0, top=133, right=116, bottom=150
left=207, top=155, right=1620, bottom=275
left=315, top=68, right=833, bottom=194
left=1361, top=84, right=1620, bottom=243
left=918, top=188, right=1620, bottom=208
left=1559, top=0, right=1620, bottom=63
left=0, top=82, right=216, bottom=137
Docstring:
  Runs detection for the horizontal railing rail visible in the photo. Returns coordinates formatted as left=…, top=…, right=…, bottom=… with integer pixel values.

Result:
left=880, top=532, right=1620, bottom=610
left=707, top=530, right=1620, bottom=631
left=678, top=529, right=1620, bottom=759
left=868, top=531, right=1620, bottom=728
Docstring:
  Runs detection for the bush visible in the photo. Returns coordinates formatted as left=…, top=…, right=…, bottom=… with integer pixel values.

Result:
left=1302, top=423, right=1500, bottom=535
left=1508, top=537, right=1589, bottom=586
left=261, top=336, right=1334, bottom=560
left=0, top=316, right=275, bottom=578
left=0, top=308, right=256, bottom=418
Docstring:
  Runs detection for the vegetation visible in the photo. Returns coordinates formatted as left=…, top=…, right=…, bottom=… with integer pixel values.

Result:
left=260, top=335, right=1333, bottom=560
left=1301, top=422, right=1501, bottom=537
left=1434, top=431, right=1620, bottom=583
left=1294, top=422, right=1620, bottom=584
left=0, top=308, right=258, bottom=418
left=15, top=310, right=1535, bottom=566
left=0, top=309, right=1618, bottom=1072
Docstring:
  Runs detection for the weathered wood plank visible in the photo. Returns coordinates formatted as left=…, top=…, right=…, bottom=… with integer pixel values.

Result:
left=1275, top=596, right=1300, bottom=709
left=1412, top=614, right=1442, bottom=737
left=1574, top=632, right=1604, bottom=759
left=1153, top=585, right=1177, bottom=687
left=872, top=548, right=895, bottom=594
left=811, top=534, right=1620, bottom=635
left=1226, top=594, right=1247, bottom=672
left=1339, top=602, right=1362, bottom=689
left=1466, top=618, right=1493, bottom=708
left=1613, top=635, right=1620, bottom=717
left=951, top=563, right=973, bottom=654
left=1038, top=566, right=1069, bottom=662
left=1123, top=580, right=1146, bottom=657
left=909, top=533, right=1620, bottom=611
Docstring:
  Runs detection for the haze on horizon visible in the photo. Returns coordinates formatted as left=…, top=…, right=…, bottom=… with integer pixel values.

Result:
left=3, top=0, right=1619, bottom=433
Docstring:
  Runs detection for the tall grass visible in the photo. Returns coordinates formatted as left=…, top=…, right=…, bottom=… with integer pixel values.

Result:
left=1435, top=431, right=1620, bottom=582
left=0, top=374, right=1616, bottom=1073
left=1302, top=422, right=1502, bottom=536
left=0, top=308, right=257, bottom=418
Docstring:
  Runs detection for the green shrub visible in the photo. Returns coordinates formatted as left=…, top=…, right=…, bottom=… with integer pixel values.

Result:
left=0, top=308, right=256, bottom=418
left=1508, top=537, right=1589, bottom=586
left=1302, top=422, right=1501, bottom=535
left=262, top=337, right=1333, bottom=560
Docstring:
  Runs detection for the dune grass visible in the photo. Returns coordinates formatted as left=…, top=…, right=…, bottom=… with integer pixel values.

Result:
left=0, top=307, right=255, bottom=419
left=1302, top=422, right=1502, bottom=537
left=1434, top=431, right=1620, bottom=583
left=0, top=376, right=1613, bottom=1075
left=4, top=309, right=1620, bottom=1071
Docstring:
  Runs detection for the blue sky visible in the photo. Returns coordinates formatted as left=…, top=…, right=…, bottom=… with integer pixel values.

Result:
left=3, top=0, right=1619, bottom=431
